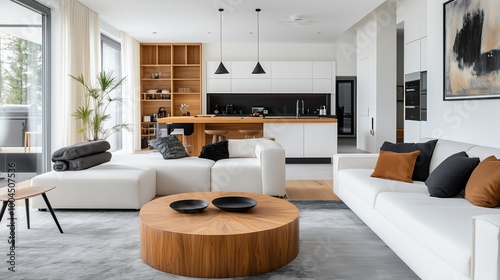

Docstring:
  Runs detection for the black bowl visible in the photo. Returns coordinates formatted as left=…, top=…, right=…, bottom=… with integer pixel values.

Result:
left=212, top=196, right=258, bottom=212
left=170, top=199, right=209, bottom=214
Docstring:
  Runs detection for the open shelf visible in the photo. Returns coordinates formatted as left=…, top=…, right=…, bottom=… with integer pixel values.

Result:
left=140, top=43, right=202, bottom=147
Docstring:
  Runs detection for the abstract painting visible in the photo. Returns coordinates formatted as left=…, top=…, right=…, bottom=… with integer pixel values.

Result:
left=444, top=0, right=500, bottom=100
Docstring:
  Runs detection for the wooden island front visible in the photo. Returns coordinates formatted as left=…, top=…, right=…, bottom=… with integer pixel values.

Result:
left=157, top=116, right=337, bottom=157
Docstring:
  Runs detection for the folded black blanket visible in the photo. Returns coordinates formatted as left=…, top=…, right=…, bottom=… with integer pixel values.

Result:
left=53, top=161, right=68, bottom=171
left=53, top=152, right=112, bottom=171
left=52, top=140, right=110, bottom=162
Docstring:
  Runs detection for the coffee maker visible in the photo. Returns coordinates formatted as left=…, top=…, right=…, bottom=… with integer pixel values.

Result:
left=158, top=107, right=167, bottom=118
left=225, top=104, right=234, bottom=114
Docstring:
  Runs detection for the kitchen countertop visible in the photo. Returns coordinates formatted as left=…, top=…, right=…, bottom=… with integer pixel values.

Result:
left=157, top=116, right=337, bottom=124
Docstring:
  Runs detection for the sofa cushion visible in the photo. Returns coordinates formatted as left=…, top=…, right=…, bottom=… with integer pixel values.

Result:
left=199, top=140, right=229, bottom=161
left=374, top=192, right=500, bottom=278
left=425, top=151, right=479, bottom=198
left=371, top=150, right=420, bottom=183
left=465, top=156, right=500, bottom=208
left=211, top=158, right=262, bottom=194
left=111, top=153, right=214, bottom=196
left=149, top=136, right=189, bottom=159
left=228, top=139, right=262, bottom=158
left=381, top=139, right=438, bottom=181
left=338, top=169, right=429, bottom=208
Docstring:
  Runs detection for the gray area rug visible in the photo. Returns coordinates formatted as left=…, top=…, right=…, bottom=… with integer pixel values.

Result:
left=0, top=200, right=419, bottom=280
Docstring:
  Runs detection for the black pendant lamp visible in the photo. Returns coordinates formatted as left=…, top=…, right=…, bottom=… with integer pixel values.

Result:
left=252, top=8, right=266, bottom=74
left=215, top=8, right=229, bottom=74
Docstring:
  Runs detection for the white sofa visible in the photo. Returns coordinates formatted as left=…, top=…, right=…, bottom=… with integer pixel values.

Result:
left=32, top=139, right=286, bottom=209
left=334, top=138, right=500, bottom=280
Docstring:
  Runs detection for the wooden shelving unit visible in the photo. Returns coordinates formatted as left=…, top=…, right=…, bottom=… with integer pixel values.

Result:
left=140, top=43, right=202, bottom=147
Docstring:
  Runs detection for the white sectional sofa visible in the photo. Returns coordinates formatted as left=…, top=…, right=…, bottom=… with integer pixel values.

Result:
left=334, top=138, right=500, bottom=280
left=32, top=139, right=285, bottom=209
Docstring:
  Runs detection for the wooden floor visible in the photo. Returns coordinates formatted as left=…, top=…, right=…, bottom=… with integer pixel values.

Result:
left=285, top=180, right=339, bottom=200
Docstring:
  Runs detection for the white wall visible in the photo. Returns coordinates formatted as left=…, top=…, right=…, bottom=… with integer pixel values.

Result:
left=335, top=28, right=357, bottom=76
left=356, top=1, right=397, bottom=153
left=422, top=0, right=500, bottom=148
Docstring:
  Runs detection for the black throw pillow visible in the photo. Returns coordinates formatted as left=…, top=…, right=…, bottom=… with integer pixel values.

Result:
left=149, top=136, right=189, bottom=159
left=380, top=139, right=438, bottom=181
left=425, top=151, right=479, bottom=198
left=199, top=140, right=229, bottom=161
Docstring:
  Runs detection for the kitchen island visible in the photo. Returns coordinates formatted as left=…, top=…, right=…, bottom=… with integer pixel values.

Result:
left=157, top=116, right=337, bottom=162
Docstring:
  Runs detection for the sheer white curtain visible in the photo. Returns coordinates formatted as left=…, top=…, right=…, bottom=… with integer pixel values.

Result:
left=120, top=32, right=141, bottom=153
left=60, top=0, right=100, bottom=145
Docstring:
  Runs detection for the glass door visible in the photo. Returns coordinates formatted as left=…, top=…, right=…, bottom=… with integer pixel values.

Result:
left=336, top=79, right=355, bottom=136
left=0, top=0, right=50, bottom=184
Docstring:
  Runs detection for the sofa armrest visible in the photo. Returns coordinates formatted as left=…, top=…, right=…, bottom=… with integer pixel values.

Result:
left=472, top=214, right=500, bottom=280
left=255, top=141, right=286, bottom=197
left=333, top=153, right=379, bottom=194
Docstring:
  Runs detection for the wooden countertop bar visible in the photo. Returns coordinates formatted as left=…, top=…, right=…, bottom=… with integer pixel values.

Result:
left=157, top=116, right=337, bottom=124
left=156, top=116, right=336, bottom=156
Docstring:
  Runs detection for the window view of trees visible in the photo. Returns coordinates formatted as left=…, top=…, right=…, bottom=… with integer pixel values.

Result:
left=0, top=33, right=42, bottom=105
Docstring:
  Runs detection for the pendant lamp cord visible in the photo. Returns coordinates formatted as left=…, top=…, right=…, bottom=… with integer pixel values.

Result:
left=219, top=8, right=223, bottom=62
left=256, top=8, right=261, bottom=61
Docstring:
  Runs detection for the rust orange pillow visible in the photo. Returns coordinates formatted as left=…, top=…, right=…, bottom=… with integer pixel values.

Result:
left=465, top=156, right=500, bottom=208
left=371, top=150, right=420, bottom=183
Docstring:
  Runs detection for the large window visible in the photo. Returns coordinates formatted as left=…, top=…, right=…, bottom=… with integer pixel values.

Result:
left=101, top=34, right=122, bottom=151
left=0, top=0, right=50, bottom=184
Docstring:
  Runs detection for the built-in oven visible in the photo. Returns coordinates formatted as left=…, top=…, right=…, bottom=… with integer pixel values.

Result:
left=405, top=72, right=420, bottom=121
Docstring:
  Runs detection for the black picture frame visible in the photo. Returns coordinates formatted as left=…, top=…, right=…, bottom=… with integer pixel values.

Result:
left=443, top=0, right=500, bottom=100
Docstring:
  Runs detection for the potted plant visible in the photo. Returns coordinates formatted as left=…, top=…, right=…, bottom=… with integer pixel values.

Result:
left=71, top=71, right=131, bottom=141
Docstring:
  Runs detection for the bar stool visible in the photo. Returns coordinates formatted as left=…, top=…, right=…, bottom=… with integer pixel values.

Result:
left=168, top=123, right=194, bottom=155
left=204, top=130, right=229, bottom=143
left=239, top=130, right=262, bottom=139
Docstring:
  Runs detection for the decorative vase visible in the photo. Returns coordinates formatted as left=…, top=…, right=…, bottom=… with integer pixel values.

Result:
left=182, top=111, right=190, bottom=116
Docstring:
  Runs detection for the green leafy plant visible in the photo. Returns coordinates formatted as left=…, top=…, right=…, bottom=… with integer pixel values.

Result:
left=71, top=71, right=131, bottom=141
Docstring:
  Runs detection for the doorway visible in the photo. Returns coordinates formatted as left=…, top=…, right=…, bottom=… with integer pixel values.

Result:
left=336, top=77, right=356, bottom=137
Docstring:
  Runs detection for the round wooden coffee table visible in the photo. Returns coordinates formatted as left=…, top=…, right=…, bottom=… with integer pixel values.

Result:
left=140, top=192, right=299, bottom=278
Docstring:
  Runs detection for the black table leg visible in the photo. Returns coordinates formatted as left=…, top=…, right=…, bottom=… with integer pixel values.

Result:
left=25, top=198, right=30, bottom=229
left=0, top=201, right=7, bottom=222
left=41, top=193, right=63, bottom=234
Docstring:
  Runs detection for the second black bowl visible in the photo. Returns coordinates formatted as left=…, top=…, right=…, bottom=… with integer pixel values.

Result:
left=212, top=196, right=257, bottom=212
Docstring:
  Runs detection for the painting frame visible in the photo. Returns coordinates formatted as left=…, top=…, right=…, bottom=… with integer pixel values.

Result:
left=443, top=0, right=500, bottom=101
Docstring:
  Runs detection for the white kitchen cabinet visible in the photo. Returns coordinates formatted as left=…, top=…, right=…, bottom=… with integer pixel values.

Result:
left=231, top=61, right=271, bottom=79
left=271, top=62, right=313, bottom=79
left=304, top=123, right=337, bottom=157
left=206, top=78, right=231, bottom=93
left=420, top=37, right=427, bottom=71
left=232, top=78, right=271, bottom=93
left=264, top=122, right=337, bottom=159
left=404, top=40, right=420, bottom=74
left=207, top=60, right=334, bottom=94
left=312, top=79, right=332, bottom=93
left=271, top=79, right=312, bottom=93
left=264, top=123, right=304, bottom=157
left=313, top=61, right=332, bottom=79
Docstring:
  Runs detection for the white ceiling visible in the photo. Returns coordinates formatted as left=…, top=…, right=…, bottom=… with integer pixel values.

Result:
left=78, top=0, right=386, bottom=44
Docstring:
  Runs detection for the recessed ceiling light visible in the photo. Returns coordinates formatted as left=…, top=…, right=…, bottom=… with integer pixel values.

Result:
left=317, top=32, right=322, bottom=35
left=152, top=31, right=157, bottom=35
left=249, top=32, right=254, bottom=35
left=208, top=31, right=212, bottom=35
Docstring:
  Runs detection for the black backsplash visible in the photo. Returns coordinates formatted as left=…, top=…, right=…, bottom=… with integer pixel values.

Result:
left=207, top=93, right=331, bottom=115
